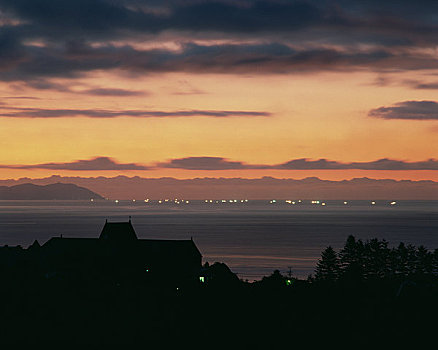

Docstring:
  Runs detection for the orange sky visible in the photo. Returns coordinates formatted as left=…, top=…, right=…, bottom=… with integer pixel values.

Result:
left=1, top=71, right=437, bottom=181
left=1, top=1, right=438, bottom=183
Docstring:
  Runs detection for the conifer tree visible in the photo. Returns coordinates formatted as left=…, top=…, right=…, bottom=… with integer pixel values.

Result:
left=363, top=238, right=390, bottom=279
left=315, top=246, right=340, bottom=282
left=392, top=242, right=411, bottom=276
left=433, top=249, right=438, bottom=275
left=415, top=246, right=433, bottom=275
left=339, top=235, right=364, bottom=279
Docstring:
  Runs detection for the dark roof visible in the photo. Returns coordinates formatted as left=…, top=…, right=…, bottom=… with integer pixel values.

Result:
left=137, top=239, right=202, bottom=258
left=40, top=221, right=202, bottom=261
left=30, top=240, right=40, bottom=248
left=43, top=237, right=99, bottom=253
left=99, top=221, right=137, bottom=241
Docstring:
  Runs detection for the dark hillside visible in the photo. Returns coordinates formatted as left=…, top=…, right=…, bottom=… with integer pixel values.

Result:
left=0, top=183, right=103, bottom=200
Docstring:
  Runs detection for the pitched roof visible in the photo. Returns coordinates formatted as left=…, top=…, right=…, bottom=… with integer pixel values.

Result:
left=99, top=221, right=137, bottom=242
left=40, top=221, right=202, bottom=260
left=30, top=240, right=40, bottom=248
left=43, top=237, right=99, bottom=253
left=137, top=239, right=202, bottom=258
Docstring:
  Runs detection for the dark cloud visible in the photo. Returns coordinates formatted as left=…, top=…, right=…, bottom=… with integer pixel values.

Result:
left=169, top=1, right=321, bottom=34
left=350, top=159, right=438, bottom=170
left=2, top=0, right=438, bottom=44
left=2, top=156, right=438, bottom=171
left=24, top=79, right=72, bottom=92
left=2, top=40, right=437, bottom=82
left=0, top=96, right=40, bottom=99
left=411, top=82, right=438, bottom=90
left=369, top=101, right=438, bottom=120
left=156, top=156, right=436, bottom=171
left=278, top=158, right=347, bottom=169
left=80, top=88, right=148, bottom=96
left=0, top=0, right=322, bottom=39
left=159, top=156, right=438, bottom=170
left=21, top=79, right=147, bottom=96
left=279, top=158, right=438, bottom=170
left=0, top=106, right=270, bottom=118
left=0, top=157, right=150, bottom=170
left=158, top=157, right=267, bottom=170
left=1, top=1, right=438, bottom=82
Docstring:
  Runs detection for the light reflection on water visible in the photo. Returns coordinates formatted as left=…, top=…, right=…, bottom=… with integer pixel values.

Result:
left=0, top=200, right=437, bottom=281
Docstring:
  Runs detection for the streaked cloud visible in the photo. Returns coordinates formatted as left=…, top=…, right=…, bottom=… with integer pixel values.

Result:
left=410, top=81, right=438, bottom=90
left=1, top=1, right=438, bottom=82
left=80, top=88, right=148, bottom=97
left=20, top=78, right=148, bottom=96
left=2, top=41, right=438, bottom=81
left=3, top=156, right=438, bottom=171
left=369, top=101, right=438, bottom=120
left=158, top=157, right=268, bottom=170
left=0, top=106, right=271, bottom=118
left=159, top=156, right=438, bottom=170
left=0, top=157, right=150, bottom=171
left=278, top=158, right=438, bottom=170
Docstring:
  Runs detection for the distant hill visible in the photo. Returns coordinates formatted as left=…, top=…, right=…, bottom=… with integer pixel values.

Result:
left=0, top=176, right=438, bottom=200
left=0, top=183, right=103, bottom=200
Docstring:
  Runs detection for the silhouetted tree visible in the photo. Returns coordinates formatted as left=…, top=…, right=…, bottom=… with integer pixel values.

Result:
left=339, top=235, right=364, bottom=280
left=414, top=245, right=433, bottom=275
left=363, top=238, right=391, bottom=279
left=433, top=249, right=438, bottom=275
left=260, top=269, right=286, bottom=288
left=391, top=242, right=416, bottom=277
left=315, top=246, right=340, bottom=282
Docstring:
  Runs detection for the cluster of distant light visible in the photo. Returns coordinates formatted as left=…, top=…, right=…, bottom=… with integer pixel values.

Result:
left=157, top=198, right=190, bottom=204
left=205, top=199, right=249, bottom=203
left=108, top=198, right=190, bottom=204
left=277, top=200, right=397, bottom=206
left=285, top=200, right=302, bottom=205
left=264, top=200, right=398, bottom=207
left=92, top=199, right=398, bottom=206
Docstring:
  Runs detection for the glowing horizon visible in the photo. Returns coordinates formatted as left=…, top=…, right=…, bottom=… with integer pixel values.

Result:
left=1, top=1, right=438, bottom=183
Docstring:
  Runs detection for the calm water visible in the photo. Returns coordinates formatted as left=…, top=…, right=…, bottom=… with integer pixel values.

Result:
left=0, top=200, right=437, bottom=280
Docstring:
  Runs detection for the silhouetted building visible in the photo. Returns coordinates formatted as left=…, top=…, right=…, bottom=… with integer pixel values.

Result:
left=0, top=220, right=202, bottom=287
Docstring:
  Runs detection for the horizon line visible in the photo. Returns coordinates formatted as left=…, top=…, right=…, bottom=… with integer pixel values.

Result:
left=1, top=175, right=437, bottom=183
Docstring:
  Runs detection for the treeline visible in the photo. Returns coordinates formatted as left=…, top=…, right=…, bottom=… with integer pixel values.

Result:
left=314, top=235, right=438, bottom=282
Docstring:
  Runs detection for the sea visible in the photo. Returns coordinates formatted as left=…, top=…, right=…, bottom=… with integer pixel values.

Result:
left=0, top=199, right=437, bottom=281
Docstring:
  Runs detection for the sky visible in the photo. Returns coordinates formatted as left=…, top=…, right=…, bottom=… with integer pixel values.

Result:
left=1, top=0, right=438, bottom=181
